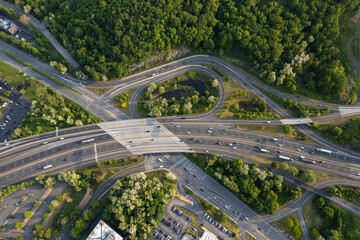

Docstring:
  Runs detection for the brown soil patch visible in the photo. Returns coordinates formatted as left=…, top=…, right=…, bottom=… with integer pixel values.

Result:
left=78, top=187, right=92, bottom=210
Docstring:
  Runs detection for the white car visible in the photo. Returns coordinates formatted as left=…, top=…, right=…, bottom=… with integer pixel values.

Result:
left=266, top=121, right=271, bottom=124
left=233, top=147, right=237, bottom=149
left=207, top=130, right=212, bottom=133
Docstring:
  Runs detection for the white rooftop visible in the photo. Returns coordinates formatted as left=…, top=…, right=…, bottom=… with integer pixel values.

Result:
left=86, top=220, right=123, bottom=240
left=200, top=228, right=218, bottom=240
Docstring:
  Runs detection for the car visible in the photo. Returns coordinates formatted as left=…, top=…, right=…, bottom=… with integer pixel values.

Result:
left=204, top=150, right=208, bottom=153
left=223, top=129, right=228, bottom=132
left=215, top=142, right=220, bottom=144
left=146, top=130, right=150, bottom=132
left=228, top=143, right=232, bottom=146
left=212, top=133, right=217, bottom=136
left=157, top=125, right=161, bottom=128
left=319, top=160, right=325, bottom=163
left=207, top=130, right=212, bottom=133
left=266, top=121, right=271, bottom=123
left=201, top=223, right=204, bottom=227
left=176, top=126, right=180, bottom=128
left=185, top=180, right=190, bottom=184
left=233, top=146, right=237, bottom=149
left=59, top=137, right=64, bottom=140
left=356, top=173, right=360, bottom=176
left=169, top=217, right=172, bottom=221
left=208, top=127, right=213, bottom=130
left=197, top=140, right=202, bottom=143
left=200, top=188, right=204, bottom=191
left=158, top=165, right=164, bottom=168
left=186, top=131, right=191, bottom=134
left=193, top=228, right=197, bottom=232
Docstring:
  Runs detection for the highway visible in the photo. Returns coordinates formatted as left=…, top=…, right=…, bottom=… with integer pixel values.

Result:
left=1, top=120, right=360, bottom=187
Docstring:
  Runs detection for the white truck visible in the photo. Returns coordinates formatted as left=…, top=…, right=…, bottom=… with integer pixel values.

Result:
left=278, top=155, right=292, bottom=161
left=316, top=148, right=332, bottom=154
left=260, top=149, right=269, bottom=153
left=43, top=165, right=53, bottom=169
left=81, top=138, right=95, bottom=143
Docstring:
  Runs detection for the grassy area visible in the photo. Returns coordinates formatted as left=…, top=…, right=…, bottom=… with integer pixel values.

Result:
left=271, top=212, right=304, bottom=240
left=245, top=232, right=256, bottom=240
left=218, top=78, right=279, bottom=120
left=303, top=198, right=324, bottom=231
left=85, top=87, right=112, bottom=96
left=176, top=206, right=202, bottom=230
left=113, top=88, right=136, bottom=116
left=0, top=60, right=45, bottom=100
left=1, top=50, right=79, bottom=94
left=145, top=169, right=177, bottom=185
left=183, top=187, right=240, bottom=240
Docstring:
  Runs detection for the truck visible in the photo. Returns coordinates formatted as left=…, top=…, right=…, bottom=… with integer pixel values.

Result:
left=260, top=149, right=269, bottom=153
left=43, top=165, right=53, bottom=169
left=316, top=148, right=332, bottom=154
left=81, top=138, right=95, bottom=143
left=278, top=155, right=292, bottom=161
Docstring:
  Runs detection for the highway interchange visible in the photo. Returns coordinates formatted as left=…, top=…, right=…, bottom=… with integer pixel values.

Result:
left=0, top=28, right=360, bottom=240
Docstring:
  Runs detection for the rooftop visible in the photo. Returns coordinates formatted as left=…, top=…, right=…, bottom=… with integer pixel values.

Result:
left=86, top=220, right=123, bottom=240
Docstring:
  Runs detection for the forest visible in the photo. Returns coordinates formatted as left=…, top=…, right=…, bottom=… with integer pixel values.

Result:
left=8, top=0, right=360, bottom=101
left=312, top=117, right=360, bottom=151
left=10, top=86, right=101, bottom=139
left=186, top=153, right=302, bottom=214
left=102, top=171, right=177, bottom=239
left=310, top=196, right=360, bottom=240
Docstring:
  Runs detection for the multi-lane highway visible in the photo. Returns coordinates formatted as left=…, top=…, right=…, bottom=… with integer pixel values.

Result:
left=1, top=120, right=360, bottom=188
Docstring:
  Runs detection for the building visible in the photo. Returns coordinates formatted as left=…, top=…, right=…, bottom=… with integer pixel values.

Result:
left=0, top=16, right=18, bottom=35
left=86, top=220, right=123, bottom=240
left=199, top=228, right=218, bottom=240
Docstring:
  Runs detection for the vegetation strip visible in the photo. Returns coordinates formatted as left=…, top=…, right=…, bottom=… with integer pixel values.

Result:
left=0, top=50, right=79, bottom=94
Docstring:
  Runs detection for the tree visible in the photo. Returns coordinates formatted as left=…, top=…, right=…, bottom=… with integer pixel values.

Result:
left=90, top=200, right=100, bottom=210
left=23, top=5, right=31, bottom=13
left=147, top=83, right=157, bottom=94
left=15, top=222, right=24, bottom=229
left=24, top=211, right=33, bottom=218
left=158, top=86, right=165, bottom=94
left=207, top=96, right=215, bottom=103
left=215, top=209, right=227, bottom=222
left=19, top=14, right=30, bottom=24
left=298, top=170, right=316, bottom=185
left=321, top=206, right=335, bottom=219
left=331, top=127, right=343, bottom=136
left=283, top=218, right=293, bottom=229
left=212, top=79, right=218, bottom=88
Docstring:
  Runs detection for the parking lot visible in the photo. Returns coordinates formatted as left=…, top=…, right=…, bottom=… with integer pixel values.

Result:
left=0, top=181, right=68, bottom=238
left=153, top=202, right=200, bottom=240
left=0, top=98, right=31, bottom=142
